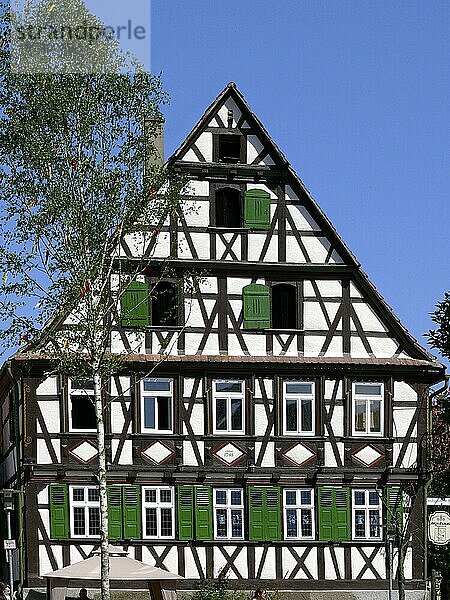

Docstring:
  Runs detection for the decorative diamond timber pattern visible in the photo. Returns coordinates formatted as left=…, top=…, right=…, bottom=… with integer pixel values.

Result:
left=353, top=445, right=383, bottom=467
left=141, top=441, right=174, bottom=465
left=214, top=442, right=245, bottom=465
left=69, top=441, right=98, bottom=464
left=283, top=442, right=315, bottom=466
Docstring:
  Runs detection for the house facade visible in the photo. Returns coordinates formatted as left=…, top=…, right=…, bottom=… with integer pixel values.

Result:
left=0, top=83, right=445, bottom=598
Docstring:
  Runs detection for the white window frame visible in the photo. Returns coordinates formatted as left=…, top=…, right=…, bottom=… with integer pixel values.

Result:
left=142, top=486, right=175, bottom=539
left=352, top=489, right=382, bottom=540
left=68, top=378, right=96, bottom=432
left=213, top=488, right=244, bottom=540
left=70, top=485, right=100, bottom=539
left=283, top=381, right=315, bottom=435
left=212, top=380, right=245, bottom=435
left=352, top=382, right=384, bottom=436
left=140, top=378, right=173, bottom=434
left=283, top=488, right=315, bottom=540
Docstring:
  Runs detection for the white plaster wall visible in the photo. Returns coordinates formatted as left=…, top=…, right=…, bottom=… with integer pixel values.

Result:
left=216, top=235, right=241, bottom=260
left=183, top=378, right=203, bottom=398
left=393, top=407, right=416, bottom=437
left=304, top=280, right=342, bottom=298
left=350, top=282, right=363, bottom=298
left=111, top=331, right=145, bottom=354
left=195, top=132, right=213, bottom=162
left=36, top=376, right=58, bottom=396
left=350, top=337, right=372, bottom=359
left=285, top=185, right=299, bottom=201
left=229, top=333, right=266, bottom=356
left=180, top=148, right=198, bottom=162
left=213, top=546, right=247, bottom=579
left=183, top=199, right=209, bottom=227
left=255, top=378, right=273, bottom=399
left=246, top=135, right=265, bottom=163
left=302, top=237, right=331, bottom=263
left=184, top=546, right=206, bottom=578
left=70, top=545, right=95, bottom=563
left=39, top=544, right=62, bottom=575
left=38, top=509, right=49, bottom=540
left=111, top=439, right=133, bottom=464
left=325, top=379, right=343, bottom=399
left=286, top=236, right=307, bottom=263
left=303, top=335, right=327, bottom=357
left=227, top=277, right=254, bottom=294
left=110, top=376, right=131, bottom=397
left=37, top=439, right=60, bottom=464
left=110, top=402, right=127, bottom=433
left=273, top=335, right=298, bottom=356
left=183, top=441, right=204, bottom=465
left=37, top=487, right=48, bottom=504
left=38, top=400, right=60, bottom=433
left=184, top=180, right=209, bottom=197
left=330, top=408, right=345, bottom=437
left=324, top=546, right=345, bottom=579
left=324, top=442, right=344, bottom=467
left=286, top=204, right=320, bottom=231
left=394, top=382, right=418, bottom=403
left=218, top=98, right=242, bottom=128
left=254, top=441, right=274, bottom=467
left=254, top=405, right=269, bottom=436
left=368, top=337, right=399, bottom=358
left=303, top=301, right=331, bottom=330
left=187, top=404, right=204, bottom=436
left=248, top=234, right=277, bottom=262
left=246, top=182, right=277, bottom=198
left=255, top=546, right=276, bottom=578
left=393, top=443, right=417, bottom=468
left=198, top=277, right=218, bottom=294
left=151, top=232, right=171, bottom=258
left=185, top=298, right=217, bottom=328
left=322, top=336, right=344, bottom=358
left=353, top=303, right=388, bottom=333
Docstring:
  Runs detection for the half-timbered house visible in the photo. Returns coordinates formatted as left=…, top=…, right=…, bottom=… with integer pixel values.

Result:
left=0, top=83, right=445, bottom=599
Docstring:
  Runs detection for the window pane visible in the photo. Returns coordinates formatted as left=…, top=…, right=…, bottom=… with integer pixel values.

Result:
left=71, top=395, right=96, bottom=430
left=145, top=489, right=157, bottom=503
left=161, top=508, right=173, bottom=537
left=144, top=397, right=155, bottom=429
left=286, top=508, right=297, bottom=537
left=216, top=490, right=227, bottom=504
left=300, top=508, right=312, bottom=537
left=286, top=397, right=298, bottom=431
left=369, top=510, right=380, bottom=537
left=157, top=396, right=172, bottom=430
left=73, top=507, right=85, bottom=535
left=369, top=491, right=379, bottom=505
left=354, top=400, right=366, bottom=432
left=89, top=508, right=100, bottom=536
left=144, top=379, right=171, bottom=392
left=286, top=383, right=312, bottom=395
left=355, top=384, right=382, bottom=396
left=215, top=381, right=243, bottom=393
left=73, top=489, right=84, bottom=502
left=301, top=398, right=313, bottom=432
left=216, top=509, right=227, bottom=537
left=88, top=488, right=99, bottom=502
left=231, top=509, right=243, bottom=538
left=355, top=510, right=365, bottom=537
left=145, top=508, right=157, bottom=537
left=71, top=379, right=94, bottom=390
left=370, top=400, right=381, bottom=432
left=354, top=491, right=365, bottom=505
left=231, top=397, right=243, bottom=431
left=160, top=489, right=172, bottom=503
left=231, top=490, right=242, bottom=505
left=300, top=490, right=311, bottom=505
left=285, top=491, right=297, bottom=505
left=216, top=398, right=227, bottom=431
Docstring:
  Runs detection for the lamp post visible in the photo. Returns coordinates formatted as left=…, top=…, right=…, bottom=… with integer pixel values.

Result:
left=3, top=490, right=14, bottom=600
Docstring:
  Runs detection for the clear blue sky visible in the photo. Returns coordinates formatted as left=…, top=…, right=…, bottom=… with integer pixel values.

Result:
left=150, top=0, right=449, bottom=366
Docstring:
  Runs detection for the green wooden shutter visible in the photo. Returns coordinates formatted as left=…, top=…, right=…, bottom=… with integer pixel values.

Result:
left=244, top=189, right=271, bottom=230
left=178, top=486, right=194, bottom=540
left=122, top=485, right=141, bottom=539
left=49, top=484, right=69, bottom=539
left=107, top=485, right=123, bottom=540
left=195, top=486, right=212, bottom=540
left=387, top=488, right=403, bottom=531
left=121, top=281, right=149, bottom=327
left=249, top=487, right=265, bottom=541
left=319, top=488, right=350, bottom=541
left=265, top=486, right=281, bottom=541
left=243, top=284, right=270, bottom=329
left=318, top=488, right=334, bottom=541
left=334, top=488, right=350, bottom=541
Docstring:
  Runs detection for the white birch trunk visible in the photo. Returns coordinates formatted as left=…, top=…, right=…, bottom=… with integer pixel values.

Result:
left=94, top=369, right=110, bottom=600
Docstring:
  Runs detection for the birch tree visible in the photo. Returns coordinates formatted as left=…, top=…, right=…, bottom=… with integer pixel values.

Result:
left=0, top=2, right=184, bottom=599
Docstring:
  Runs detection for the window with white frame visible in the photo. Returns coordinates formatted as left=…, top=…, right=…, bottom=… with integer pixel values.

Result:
left=140, top=378, right=173, bottom=433
left=70, top=486, right=100, bottom=538
left=213, top=380, right=245, bottom=434
left=214, top=489, right=244, bottom=540
left=68, top=378, right=96, bottom=431
left=283, top=381, right=314, bottom=434
left=353, top=382, right=383, bottom=436
left=142, top=487, right=174, bottom=539
left=353, top=489, right=381, bottom=539
left=284, top=489, right=315, bottom=539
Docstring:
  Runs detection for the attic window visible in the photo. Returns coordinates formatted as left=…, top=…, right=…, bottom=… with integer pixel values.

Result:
left=215, top=188, right=241, bottom=228
left=152, top=281, right=178, bottom=326
left=218, top=135, right=241, bottom=163
left=272, top=284, right=297, bottom=329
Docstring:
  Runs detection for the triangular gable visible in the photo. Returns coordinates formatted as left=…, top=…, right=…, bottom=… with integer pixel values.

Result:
left=168, top=83, right=435, bottom=362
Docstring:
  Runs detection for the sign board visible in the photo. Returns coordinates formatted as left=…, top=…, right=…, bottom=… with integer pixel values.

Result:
left=428, top=511, right=450, bottom=545
left=3, top=539, right=16, bottom=550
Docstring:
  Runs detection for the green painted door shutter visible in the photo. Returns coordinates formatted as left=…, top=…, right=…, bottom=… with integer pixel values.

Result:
left=178, top=486, right=194, bottom=540
left=244, top=189, right=271, bottom=230
left=122, top=486, right=141, bottom=539
left=387, top=488, right=403, bottom=531
left=243, top=284, right=270, bottom=329
left=121, top=281, right=149, bottom=327
left=319, top=487, right=350, bottom=542
left=49, top=484, right=69, bottom=539
left=195, top=486, right=212, bottom=540
left=107, top=485, right=123, bottom=540
left=249, top=486, right=281, bottom=541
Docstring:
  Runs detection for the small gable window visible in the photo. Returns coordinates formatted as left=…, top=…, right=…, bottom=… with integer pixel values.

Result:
left=218, top=134, right=241, bottom=163
left=215, top=188, right=241, bottom=228
left=272, top=284, right=297, bottom=329
left=152, top=281, right=178, bottom=326
left=68, top=378, right=96, bottom=432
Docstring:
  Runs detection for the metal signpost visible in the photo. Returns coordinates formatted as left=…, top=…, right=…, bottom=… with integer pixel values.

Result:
left=428, top=511, right=450, bottom=546
left=3, top=490, right=15, bottom=600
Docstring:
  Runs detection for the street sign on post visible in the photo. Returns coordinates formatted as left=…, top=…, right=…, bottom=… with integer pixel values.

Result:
left=3, top=540, right=16, bottom=551
left=428, top=511, right=450, bottom=545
